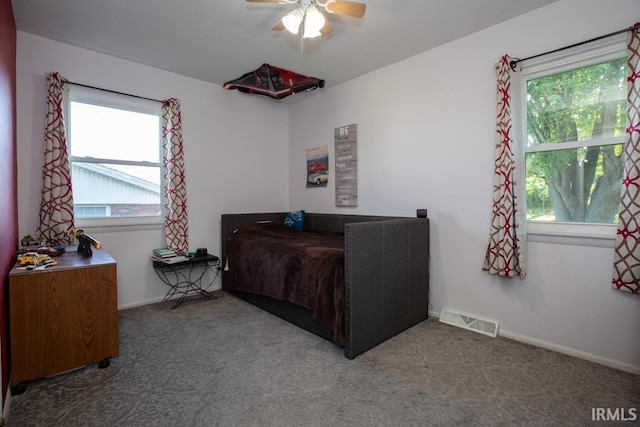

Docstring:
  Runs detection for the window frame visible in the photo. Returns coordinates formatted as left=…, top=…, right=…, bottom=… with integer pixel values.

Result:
left=517, top=34, right=627, bottom=245
left=65, top=85, right=164, bottom=231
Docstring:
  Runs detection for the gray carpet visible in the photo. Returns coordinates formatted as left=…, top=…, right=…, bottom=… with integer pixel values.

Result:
left=8, top=292, right=640, bottom=426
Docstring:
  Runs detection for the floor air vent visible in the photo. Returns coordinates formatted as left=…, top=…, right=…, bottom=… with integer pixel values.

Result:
left=439, top=308, right=499, bottom=338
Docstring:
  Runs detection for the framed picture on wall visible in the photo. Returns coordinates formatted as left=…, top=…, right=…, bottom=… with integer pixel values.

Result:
left=305, top=145, right=329, bottom=187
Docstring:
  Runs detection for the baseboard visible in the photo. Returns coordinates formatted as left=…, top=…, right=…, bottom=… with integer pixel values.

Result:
left=117, top=285, right=223, bottom=311
left=117, top=296, right=166, bottom=310
left=498, top=329, right=640, bottom=375
left=431, top=309, right=638, bottom=374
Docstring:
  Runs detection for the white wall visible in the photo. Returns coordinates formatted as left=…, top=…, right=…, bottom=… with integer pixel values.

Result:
left=15, top=0, right=640, bottom=374
left=16, top=32, right=290, bottom=308
left=288, top=0, right=640, bottom=373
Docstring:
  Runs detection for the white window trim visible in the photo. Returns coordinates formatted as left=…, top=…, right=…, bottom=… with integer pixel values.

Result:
left=527, top=222, right=616, bottom=248
left=65, top=85, right=165, bottom=231
left=76, top=217, right=164, bottom=233
left=518, top=34, right=626, bottom=246
left=525, top=136, right=625, bottom=153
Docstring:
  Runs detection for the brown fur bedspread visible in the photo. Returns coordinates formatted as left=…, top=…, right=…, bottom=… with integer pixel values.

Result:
left=226, top=221, right=346, bottom=345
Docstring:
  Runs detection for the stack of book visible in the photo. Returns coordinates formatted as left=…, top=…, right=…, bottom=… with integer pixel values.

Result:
left=151, top=248, right=188, bottom=264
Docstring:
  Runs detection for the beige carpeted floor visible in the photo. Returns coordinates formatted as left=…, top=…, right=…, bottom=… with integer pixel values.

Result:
left=8, top=292, right=640, bottom=426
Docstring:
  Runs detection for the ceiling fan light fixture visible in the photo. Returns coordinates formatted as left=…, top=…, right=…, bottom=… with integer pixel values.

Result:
left=248, top=0, right=366, bottom=41
left=282, top=7, right=304, bottom=34
left=302, top=5, right=326, bottom=39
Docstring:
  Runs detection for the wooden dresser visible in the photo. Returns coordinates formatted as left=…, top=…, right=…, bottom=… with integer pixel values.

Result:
left=8, top=248, right=119, bottom=391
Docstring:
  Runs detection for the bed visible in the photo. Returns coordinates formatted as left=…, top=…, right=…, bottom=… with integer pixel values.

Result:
left=221, top=212, right=430, bottom=359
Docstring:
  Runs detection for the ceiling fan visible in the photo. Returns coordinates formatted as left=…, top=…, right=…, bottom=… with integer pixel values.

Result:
left=247, top=0, right=367, bottom=39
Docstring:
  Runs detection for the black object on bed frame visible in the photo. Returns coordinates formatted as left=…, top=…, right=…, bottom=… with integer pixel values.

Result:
left=221, top=212, right=430, bottom=359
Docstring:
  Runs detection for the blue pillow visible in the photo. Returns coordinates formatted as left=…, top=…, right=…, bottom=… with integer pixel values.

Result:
left=284, top=210, right=305, bottom=231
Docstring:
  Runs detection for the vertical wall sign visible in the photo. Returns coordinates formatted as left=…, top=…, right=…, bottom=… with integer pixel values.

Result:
left=334, top=124, right=358, bottom=207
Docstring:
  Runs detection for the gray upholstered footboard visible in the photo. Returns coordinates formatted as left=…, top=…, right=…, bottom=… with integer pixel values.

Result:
left=344, top=218, right=430, bottom=359
left=220, top=212, right=430, bottom=359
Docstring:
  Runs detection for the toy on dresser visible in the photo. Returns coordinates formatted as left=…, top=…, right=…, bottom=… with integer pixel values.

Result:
left=74, top=228, right=102, bottom=257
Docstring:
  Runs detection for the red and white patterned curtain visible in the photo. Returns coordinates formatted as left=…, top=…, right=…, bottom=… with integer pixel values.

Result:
left=612, top=24, right=640, bottom=294
left=37, top=72, right=75, bottom=246
left=483, top=55, right=527, bottom=278
left=162, top=98, right=189, bottom=253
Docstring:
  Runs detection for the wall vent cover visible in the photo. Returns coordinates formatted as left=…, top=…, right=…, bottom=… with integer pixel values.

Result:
left=439, top=308, right=499, bottom=338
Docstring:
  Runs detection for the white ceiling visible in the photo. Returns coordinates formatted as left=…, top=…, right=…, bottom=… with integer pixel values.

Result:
left=11, top=0, right=557, bottom=88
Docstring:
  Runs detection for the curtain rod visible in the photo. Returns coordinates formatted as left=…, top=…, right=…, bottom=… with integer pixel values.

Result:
left=62, top=79, right=164, bottom=104
left=510, top=23, right=640, bottom=69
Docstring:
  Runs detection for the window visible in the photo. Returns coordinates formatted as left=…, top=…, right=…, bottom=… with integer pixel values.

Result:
left=521, top=37, right=627, bottom=239
left=66, top=86, right=163, bottom=228
left=74, top=205, right=108, bottom=218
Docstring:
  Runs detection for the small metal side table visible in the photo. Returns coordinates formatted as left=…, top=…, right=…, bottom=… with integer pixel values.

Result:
left=152, top=254, right=220, bottom=308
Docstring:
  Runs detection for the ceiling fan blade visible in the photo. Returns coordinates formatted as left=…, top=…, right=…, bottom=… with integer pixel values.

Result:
left=320, top=19, right=333, bottom=36
left=272, top=19, right=285, bottom=31
left=246, top=0, right=287, bottom=3
left=324, top=0, right=366, bottom=18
